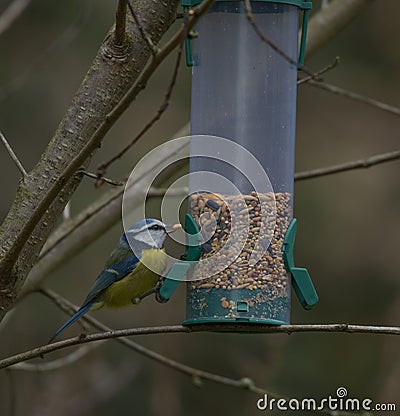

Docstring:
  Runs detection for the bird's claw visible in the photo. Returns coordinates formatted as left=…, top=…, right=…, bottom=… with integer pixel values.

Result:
left=155, top=288, right=169, bottom=304
left=131, top=297, right=141, bottom=305
left=153, top=278, right=169, bottom=304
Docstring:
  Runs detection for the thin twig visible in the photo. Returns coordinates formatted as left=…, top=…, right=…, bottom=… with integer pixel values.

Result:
left=297, top=56, right=340, bottom=85
left=96, top=10, right=189, bottom=179
left=244, top=0, right=314, bottom=76
left=114, top=0, right=128, bottom=46
left=0, top=131, right=27, bottom=177
left=76, top=169, right=124, bottom=187
left=127, top=0, right=157, bottom=55
left=307, top=80, right=400, bottom=117
left=1, top=322, right=398, bottom=370
left=0, top=0, right=31, bottom=35
left=295, top=150, right=400, bottom=181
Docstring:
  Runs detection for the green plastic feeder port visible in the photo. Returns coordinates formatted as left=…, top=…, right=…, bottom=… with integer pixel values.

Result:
left=181, top=0, right=317, bottom=329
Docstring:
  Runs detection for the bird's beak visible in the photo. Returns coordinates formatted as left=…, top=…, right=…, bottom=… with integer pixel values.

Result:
left=166, top=223, right=181, bottom=233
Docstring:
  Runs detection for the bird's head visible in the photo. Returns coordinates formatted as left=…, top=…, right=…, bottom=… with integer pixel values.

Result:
left=119, top=218, right=180, bottom=252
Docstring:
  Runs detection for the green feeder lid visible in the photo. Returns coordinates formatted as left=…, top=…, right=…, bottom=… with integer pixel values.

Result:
left=181, top=0, right=311, bottom=66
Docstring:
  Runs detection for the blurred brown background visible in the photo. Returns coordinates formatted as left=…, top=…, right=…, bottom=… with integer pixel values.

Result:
left=0, top=0, right=399, bottom=415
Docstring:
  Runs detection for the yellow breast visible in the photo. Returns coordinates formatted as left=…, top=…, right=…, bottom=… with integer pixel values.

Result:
left=101, top=249, right=167, bottom=308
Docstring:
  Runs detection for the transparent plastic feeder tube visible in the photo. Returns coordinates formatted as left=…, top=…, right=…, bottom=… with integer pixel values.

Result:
left=186, top=1, right=299, bottom=326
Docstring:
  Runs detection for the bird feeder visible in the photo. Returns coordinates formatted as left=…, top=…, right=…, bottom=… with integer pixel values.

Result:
left=177, top=0, right=318, bottom=327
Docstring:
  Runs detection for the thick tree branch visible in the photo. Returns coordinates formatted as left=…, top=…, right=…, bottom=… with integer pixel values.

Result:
left=0, top=0, right=31, bottom=35
left=0, top=0, right=180, bottom=321
left=304, top=0, right=372, bottom=60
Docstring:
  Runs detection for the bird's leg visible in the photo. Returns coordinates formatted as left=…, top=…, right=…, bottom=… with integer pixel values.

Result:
left=131, top=287, right=157, bottom=305
left=131, top=278, right=169, bottom=305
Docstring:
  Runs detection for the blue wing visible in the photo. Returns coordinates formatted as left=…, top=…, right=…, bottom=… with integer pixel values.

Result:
left=48, top=254, right=140, bottom=343
left=82, top=254, right=140, bottom=307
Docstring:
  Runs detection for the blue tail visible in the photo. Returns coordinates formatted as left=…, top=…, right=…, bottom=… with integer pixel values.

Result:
left=48, top=303, right=93, bottom=344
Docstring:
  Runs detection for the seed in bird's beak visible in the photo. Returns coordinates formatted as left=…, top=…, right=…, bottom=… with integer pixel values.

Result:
left=166, top=223, right=181, bottom=233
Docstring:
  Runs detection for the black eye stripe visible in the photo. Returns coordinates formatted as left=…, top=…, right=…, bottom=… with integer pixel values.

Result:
left=150, top=224, right=163, bottom=230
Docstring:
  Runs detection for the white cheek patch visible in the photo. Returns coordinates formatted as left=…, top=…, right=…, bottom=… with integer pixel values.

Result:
left=125, top=227, right=166, bottom=249
left=132, top=232, right=158, bottom=247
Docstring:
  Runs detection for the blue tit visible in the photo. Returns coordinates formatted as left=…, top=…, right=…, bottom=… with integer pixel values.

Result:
left=48, top=218, right=180, bottom=343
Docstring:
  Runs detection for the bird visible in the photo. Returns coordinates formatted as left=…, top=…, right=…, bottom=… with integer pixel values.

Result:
left=48, top=218, right=180, bottom=343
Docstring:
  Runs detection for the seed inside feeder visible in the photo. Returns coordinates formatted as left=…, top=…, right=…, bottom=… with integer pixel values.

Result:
left=186, top=191, right=291, bottom=322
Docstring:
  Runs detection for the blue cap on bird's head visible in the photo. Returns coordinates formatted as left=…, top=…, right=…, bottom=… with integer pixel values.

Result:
left=119, top=218, right=181, bottom=252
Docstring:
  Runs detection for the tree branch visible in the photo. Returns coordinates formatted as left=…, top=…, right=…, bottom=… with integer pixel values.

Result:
left=97, top=13, right=187, bottom=176
left=295, top=149, right=400, bottom=181
left=297, top=56, right=340, bottom=85
left=304, top=0, right=372, bottom=60
left=114, top=0, right=128, bottom=46
left=0, top=0, right=31, bottom=35
left=77, top=169, right=124, bottom=187
left=306, top=79, right=400, bottom=117
left=0, top=131, right=27, bottom=178
left=0, top=323, right=398, bottom=370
